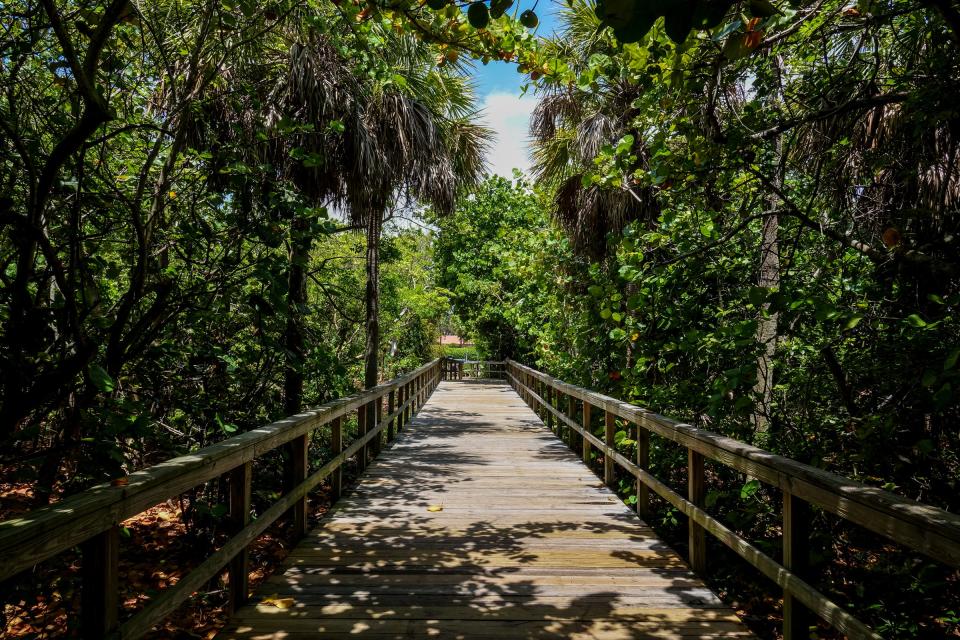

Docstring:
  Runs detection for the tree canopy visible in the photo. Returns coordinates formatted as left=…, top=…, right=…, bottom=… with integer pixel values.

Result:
left=2, top=0, right=959, bottom=635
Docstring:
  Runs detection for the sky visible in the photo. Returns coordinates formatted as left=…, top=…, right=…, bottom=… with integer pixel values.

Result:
left=471, top=0, right=563, bottom=178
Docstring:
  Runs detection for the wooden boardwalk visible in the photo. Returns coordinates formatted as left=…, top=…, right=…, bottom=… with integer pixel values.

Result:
left=219, top=380, right=753, bottom=639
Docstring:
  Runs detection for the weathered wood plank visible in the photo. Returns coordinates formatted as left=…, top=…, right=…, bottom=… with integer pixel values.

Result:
left=81, top=525, right=119, bottom=639
left=505, top=360, right=960, bottom=568
left=228, top=462, right=252, bottom=614
left=783, top=491, right=810, bottom=640
left=219, top=380, right=751, bottom=640
left=0, top=360, right=442, bottom=582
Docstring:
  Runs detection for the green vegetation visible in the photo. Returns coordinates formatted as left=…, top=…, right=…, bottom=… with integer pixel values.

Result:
left=2, top=0, right=959, bottom=636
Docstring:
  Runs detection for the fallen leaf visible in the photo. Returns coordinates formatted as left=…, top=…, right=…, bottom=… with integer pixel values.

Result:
left=426, top=504, right=444, bottom=512
left=261, top=594, right=296, bottom=609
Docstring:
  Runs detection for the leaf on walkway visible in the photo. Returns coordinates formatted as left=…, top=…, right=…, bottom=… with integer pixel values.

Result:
left=426, top=504, right=444, bottom=512
left=261, top=594, right=295, bottom=609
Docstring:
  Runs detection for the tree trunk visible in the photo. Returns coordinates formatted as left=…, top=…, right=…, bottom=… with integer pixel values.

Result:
left=284, top=217, right=312, bottom=416
left=752, top=55, right=785, bottom=447
left=752, top=210, right=779, bottom=446
left=364, top=211, right=382, bottom=390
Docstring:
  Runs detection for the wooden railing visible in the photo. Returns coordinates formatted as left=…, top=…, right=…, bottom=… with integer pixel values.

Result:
left=505, top=360, right=960, bottom=640
left=441, top=359, right=505, bottom=380
left=0, top=359, right=443, bottom=639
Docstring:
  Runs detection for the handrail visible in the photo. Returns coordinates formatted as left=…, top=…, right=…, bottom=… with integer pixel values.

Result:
left=0, top=358, right=443, bottom=639
left=440, top=358, right=505, bottom=380
left=505, top=359, right=960, bottom=640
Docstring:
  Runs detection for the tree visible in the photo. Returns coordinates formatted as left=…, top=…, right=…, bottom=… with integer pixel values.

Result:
left=284, top=35, right=490, bottom=389
left=528, top=0, right=660, bottom=259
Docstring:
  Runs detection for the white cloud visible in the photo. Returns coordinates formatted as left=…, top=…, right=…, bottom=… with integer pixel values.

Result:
left=479, top=91, right=537, bottom=179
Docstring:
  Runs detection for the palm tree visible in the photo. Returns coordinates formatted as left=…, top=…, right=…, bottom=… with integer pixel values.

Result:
left=284, top=30, right=491, bottom=390
left=529, top=0, right=659, bottom=259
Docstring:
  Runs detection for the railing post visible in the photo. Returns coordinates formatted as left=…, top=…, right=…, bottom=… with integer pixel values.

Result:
left=604, top=410, right=616, bottom=488
left=582, top=401, right=592, bottom=467
left=228, top=461, right=252, bottom=613
left=81, top=525, right=119, bottom=638
left=374, top=395, right=383, bottom=456
left=546, top=385, right=554, bottom=431
left=567, top=394, right=576, bottom=450
left=387, top=389, right=396, bottom=442
left=636, top=425, right=650, bottom=519
left=398, top=384, right=406, bottom=432
left=538, top=380, right=545, bottom=419
left=290, top=432, right=309, bottom=538
left=331, top=416, right=343, bottom=499
left=687, top=449, right=706, bottom=573
left=783, top=491, right=810, bottom=640
left=357, top=403, right=368, bottom=471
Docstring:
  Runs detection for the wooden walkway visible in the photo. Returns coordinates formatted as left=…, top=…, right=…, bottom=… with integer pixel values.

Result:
left=219, top=380, right=753, bottom=639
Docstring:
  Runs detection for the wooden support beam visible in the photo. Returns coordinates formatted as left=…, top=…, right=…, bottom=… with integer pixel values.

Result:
left=783, top=491, right=811, bottom=640
left=373, top=397, right=383, bottom=457
left=636, top=425, right=650, bottom=519
left=688, top=449, right=706, bottom=573
left=330, top=416, right=343, bottom=500
left=567, top=393, right=576, bottom=448
left=357, top=404, right=368, bottom=471
left=228, top=461, right=252, bottom=614
left=387, top=390, right=396, bottom=442
left=406, top=381, right=412, bottom=420
left=290, top=434, right=309, bottom=539
left=605, top=410, right=616, bottom=488
left=582, top=402, right=593, bottom=468
left=81, top=525, right=119, bottom=639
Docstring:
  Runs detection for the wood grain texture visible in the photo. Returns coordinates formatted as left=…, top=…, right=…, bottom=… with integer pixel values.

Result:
left=505, top=360, right=960, bottom=568
left=0, top=361, right=442, bottom=582
left=218, top=380, right=752, bottom=640
left=507, top=365, right=884, bottom=640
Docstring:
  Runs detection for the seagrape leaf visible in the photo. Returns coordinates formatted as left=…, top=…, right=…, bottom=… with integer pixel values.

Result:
left=89, top=364, right=115, bottom=393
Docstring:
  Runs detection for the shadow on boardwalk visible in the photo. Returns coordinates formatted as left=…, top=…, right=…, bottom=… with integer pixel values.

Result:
left=218, top=381, right=753, bottom=639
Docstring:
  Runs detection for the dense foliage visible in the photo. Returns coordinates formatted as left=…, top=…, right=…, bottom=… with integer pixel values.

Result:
left=0, top=0, right=466, bottom=502
left=433, top=0, right=960, bottom=632
left=3, top=0, right=960, bottom=636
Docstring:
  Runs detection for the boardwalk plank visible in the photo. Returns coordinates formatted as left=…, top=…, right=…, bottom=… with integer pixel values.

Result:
left=218, top=381, right=753, bottom=640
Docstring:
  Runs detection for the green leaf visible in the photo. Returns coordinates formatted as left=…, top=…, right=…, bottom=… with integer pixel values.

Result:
left=945, top=349, right=959, bottom=371
left=844, top=314, right=863, bottom=330
left=740, top=479, right=760, bottom=500
left=712, top=19, right=742, bottom=41
left=88, top=364, right=115, bottom=393
left=906, top=314, right=927, bottom=328
left=216, top=413, right=238, bottom=434
left=616, top=134, right=635, bottom=154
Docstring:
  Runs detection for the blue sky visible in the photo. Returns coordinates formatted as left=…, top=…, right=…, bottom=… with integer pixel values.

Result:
left=469, top=0, right=563, bottom=178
